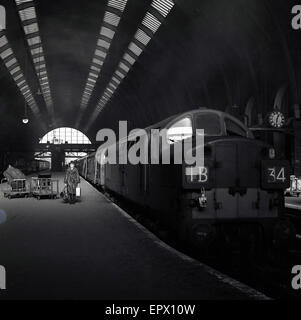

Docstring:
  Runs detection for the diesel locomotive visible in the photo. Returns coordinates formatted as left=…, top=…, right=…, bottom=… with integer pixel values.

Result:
left=77, top=109, right=295, bottom=253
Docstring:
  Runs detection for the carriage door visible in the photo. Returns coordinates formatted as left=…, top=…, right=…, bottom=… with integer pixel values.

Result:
left=214, top=143, right=238, bottom=218
left=237, top=142, right=259, bottom=218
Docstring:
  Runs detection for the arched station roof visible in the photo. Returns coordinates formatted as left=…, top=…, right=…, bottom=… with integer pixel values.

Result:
left=0, top=0, right=299, bottom=151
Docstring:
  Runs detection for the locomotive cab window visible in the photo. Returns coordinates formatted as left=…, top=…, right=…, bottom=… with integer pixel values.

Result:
left=195, top=113, right=221, bottom=136
left=225, top=118, right=247, bottom=137
left=167, top=117, right=193, bottom=144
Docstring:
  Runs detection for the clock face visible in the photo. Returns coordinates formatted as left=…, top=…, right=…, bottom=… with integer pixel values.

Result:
left=268, top=111, right=285, bottom=128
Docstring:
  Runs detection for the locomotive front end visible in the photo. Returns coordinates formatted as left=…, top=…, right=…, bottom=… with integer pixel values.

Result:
left=178, top=112, right=294, bottom=253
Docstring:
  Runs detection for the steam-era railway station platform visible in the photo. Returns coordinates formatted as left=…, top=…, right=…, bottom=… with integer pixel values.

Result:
left=0, top=173, right=267, bottom=300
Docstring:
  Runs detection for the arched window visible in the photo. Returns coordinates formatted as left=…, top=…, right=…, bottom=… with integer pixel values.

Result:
left=40, top=127, right=91, bottom=144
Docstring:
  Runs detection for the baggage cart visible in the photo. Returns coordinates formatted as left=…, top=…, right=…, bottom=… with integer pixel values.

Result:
left=2, top=178, right=30, bottom=199
left=31, top=176, right=59, bottom=200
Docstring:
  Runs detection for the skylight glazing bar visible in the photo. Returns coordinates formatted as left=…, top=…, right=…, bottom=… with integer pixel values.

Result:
left=84, top=0, right=175, bottom=131
left=0, top=32, right=46, bottom=129
left=75, top=0, right=128, bottom=128
left=15, top=0, right=55, bottom=124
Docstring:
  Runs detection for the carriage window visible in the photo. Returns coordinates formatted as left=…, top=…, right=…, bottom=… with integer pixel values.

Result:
left=167, top=117, right=193, bottom=144
left=225, top=119, right=247, bottom=137
left=195, top=114, right=221, bottom=135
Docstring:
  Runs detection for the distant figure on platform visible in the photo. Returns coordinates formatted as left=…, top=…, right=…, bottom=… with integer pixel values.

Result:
left=64, top=161, right=80, bottom=204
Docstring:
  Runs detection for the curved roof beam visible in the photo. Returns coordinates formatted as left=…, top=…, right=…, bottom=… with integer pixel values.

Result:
left=84, top=0, right=175, bottom=132
left=0, top=31, right=46, bottom=131
left=75, top=0, right=129, bottom=128
left=15, top=0, right=55, bottom=125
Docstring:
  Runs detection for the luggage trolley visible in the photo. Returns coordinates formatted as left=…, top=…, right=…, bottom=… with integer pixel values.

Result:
left=31, top=174, right=59, bottom=200
left=2, top=178, right=30, bottom=199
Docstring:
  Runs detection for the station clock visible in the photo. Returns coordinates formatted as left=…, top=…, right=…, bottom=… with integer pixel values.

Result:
left=268, top=111, right=285, bottom=128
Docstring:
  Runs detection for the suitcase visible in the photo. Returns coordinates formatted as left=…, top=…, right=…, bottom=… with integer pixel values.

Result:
left=76, top=187, right=81, bottom=197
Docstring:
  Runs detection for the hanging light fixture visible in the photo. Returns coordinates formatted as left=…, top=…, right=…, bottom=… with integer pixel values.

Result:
left=22, top=47, right=29, bottom=124
left=22, top=100, right=29, bottom=124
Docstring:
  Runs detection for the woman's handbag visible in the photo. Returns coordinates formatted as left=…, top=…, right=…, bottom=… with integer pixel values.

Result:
left=76, top=186, right=81, bottom=197
left=61, top=186, right=69, bottom=203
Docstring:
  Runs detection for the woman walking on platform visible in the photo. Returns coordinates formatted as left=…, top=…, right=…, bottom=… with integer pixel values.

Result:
left=64, top=161, right=80, bottom=204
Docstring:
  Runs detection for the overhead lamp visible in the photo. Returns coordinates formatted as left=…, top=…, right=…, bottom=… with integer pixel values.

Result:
left=22, top=101, right=29, bottom=124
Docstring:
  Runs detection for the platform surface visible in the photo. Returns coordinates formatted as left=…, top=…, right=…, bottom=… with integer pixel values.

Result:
left=0, top=173, right=266, bottom=300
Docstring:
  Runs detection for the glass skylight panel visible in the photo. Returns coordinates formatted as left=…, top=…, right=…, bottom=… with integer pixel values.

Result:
left=30, top=47, right=43, bottom=55
left=0, top=35, right=8, bottom=47
left=107, top=87, right=114, bottom=94
left=100, top=26, right=115, bottom=39
left=108, top=0, right=128, bottom=12
left=95, top=49, right=107, bottom=58
left=151, top=0, right=174, bottom=18
left=86, top=81, right=95, bottom=86
left=128, top=42, right=143, bottom=57
left=91, top=65, right=101, bottom=72
left=34, top=63, right=45, bottom=70
left=142, top=12, right=161, bottom=33
left=97, top=38, right=110, bottom=50
left=0, top=48, right=13, bottom=59
left=17, top=79, right=25, bottom=86
left=92, top=57, right=103, bottom=65
left=19, top=7, right=36, bottom=21
left=20, top=83, right=28, bottom=91
left=134, top=28, right=151, bottom=46
left=16, top=79, right=25, bottom=89
left=115, top=70, right=125, bottom=79
left=15, top=0, right=32, bottom=5
left=104, top=11, right=121, bottom=27
left=109, top=81, right=118, bottom=89
left=5, top=57, right=17, bottom=68
left=13, top=72, right=24, bottom=81
left=119, top=61, right=130, bottom=73
left=89, top=71, right=98, bottom=78
left=104, top=90, right=112, bottom=97
left=123, top=52, right=136, bottom=65
left=10, top=66, right=21, bottom=75
left=33, top=56, right=45, bottom=63
left=27, top=36, right=41, bottom=46
left=112, top=76, right=121, bottom=84
left=24, top=23, right=39, bottom=35
left=13, top=73, right=23, bottom=82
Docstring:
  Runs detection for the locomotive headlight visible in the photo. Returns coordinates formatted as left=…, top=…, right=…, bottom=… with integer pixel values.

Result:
left=269, top=148, right=276, bottom=159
